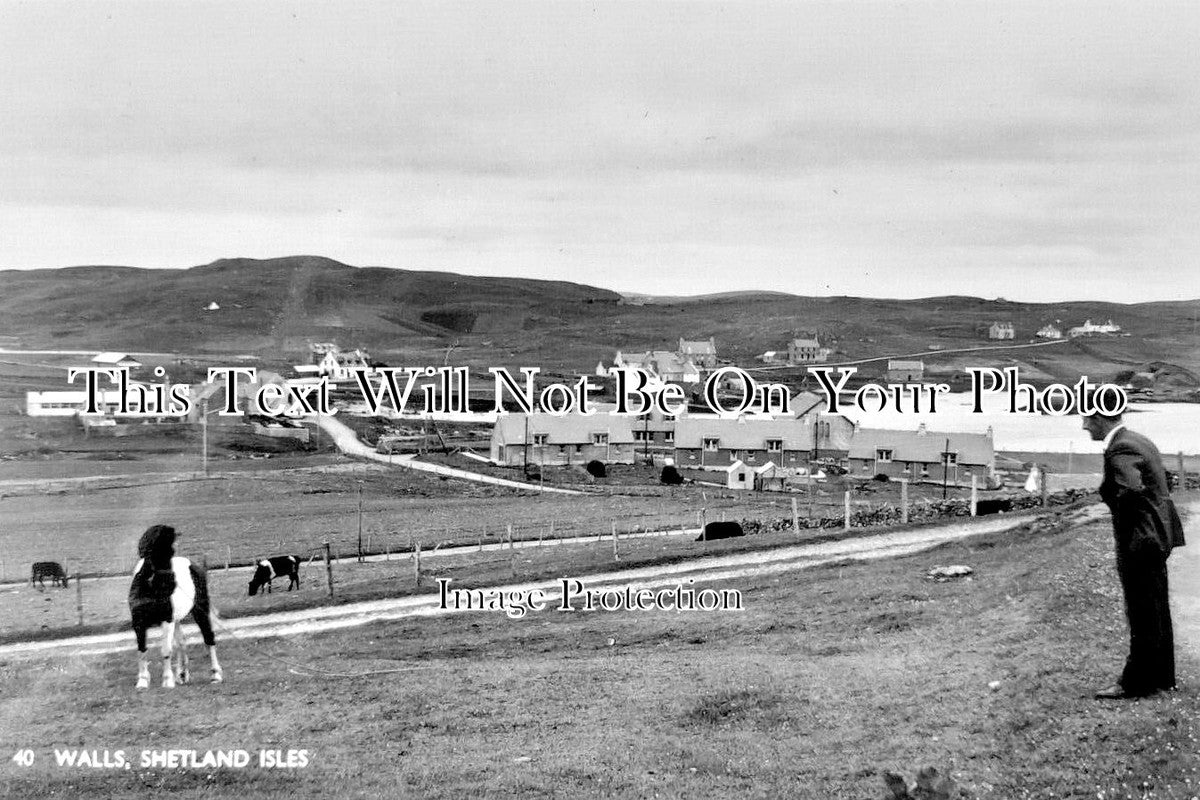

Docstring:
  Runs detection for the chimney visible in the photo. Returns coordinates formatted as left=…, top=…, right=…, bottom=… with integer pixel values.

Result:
left=917, top=423, right=927, bottom=436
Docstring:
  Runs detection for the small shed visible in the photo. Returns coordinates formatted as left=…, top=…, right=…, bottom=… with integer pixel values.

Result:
left=726, top=459, right=778, bottom=490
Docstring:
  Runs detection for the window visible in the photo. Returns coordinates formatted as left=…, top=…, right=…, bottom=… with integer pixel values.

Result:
left=766, top=439, right=783, bottom=453
left=943, top=452, right=958, bottom=466
left=634, top=430, right=650, bottom=442
left=876, top=448, right=893, bottom=463
left=664, top=430, right=675, bottom=443
left=532, top=434, right=548, bottom=446
left=729, top=450, right=740, bottom=462
left=592, top=433, right=609, bottom=446
left=703, top=437, right=720, bottom=451
left=575, top=444, right=583, bottom=453
left=738, top=472, right=746, bottom=482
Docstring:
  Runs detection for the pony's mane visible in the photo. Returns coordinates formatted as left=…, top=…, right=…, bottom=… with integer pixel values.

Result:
left=137, top=524, right=176, bottom=568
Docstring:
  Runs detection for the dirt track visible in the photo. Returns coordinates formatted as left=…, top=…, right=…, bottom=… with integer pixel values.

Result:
left=0, top=511, right=1058, bottom=660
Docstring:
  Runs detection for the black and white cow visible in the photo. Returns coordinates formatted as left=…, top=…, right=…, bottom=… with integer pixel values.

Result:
left=248, top=555, right=301, bottom=596
left=31, top=561, right=69, bottom=588
left=696, top=521, right=745, bottom=541
left=128, top=525, right=223, bottom=689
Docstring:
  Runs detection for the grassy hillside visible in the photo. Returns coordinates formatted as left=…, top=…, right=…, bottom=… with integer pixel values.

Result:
left=1, top=257, right=1198, bottom=382
left=1, top=503, right=1198, bottom=798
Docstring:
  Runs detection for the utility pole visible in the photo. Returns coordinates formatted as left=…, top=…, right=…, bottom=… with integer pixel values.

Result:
left=201, top=396, right=209, bottom=477
left=643, top=413, right=650, bottom=464
left=357, top=481, right=364, bottom=562
left=942, top=437, right=950, bottom=499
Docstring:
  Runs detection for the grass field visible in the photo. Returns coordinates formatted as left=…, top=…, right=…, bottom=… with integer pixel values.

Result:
left=0, top=438, right=988, bottom=586
left=0, top=509, right=1008, bottom=642
left=0, top=500, right=1197, bottom=798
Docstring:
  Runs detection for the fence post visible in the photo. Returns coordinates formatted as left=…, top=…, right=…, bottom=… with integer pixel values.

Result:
left=1040, top=467, right=1048, bottom=507
left=970, top=474, right=978, bottom=517
left=844, top=491, right=851, bottom=530
left=324, top=542, right=334, bottom=597
left=700, top=509, right=708, bottom=543
left=1180, top=452, right=1187, bottom=485
left=226, top=545, right=231, bottom=572
left=414, top=540, right=421, bottom=587
left=808, top=468, right=814, bottom=521
left=791, top=497, right=799, bottom=534
left=507, top=524, right=514, bottom=550
left=900, top=479, right=909, bottom=524
left=612, top=520, right=619, bottom=561
left=76, top=572, right=84, bottom=627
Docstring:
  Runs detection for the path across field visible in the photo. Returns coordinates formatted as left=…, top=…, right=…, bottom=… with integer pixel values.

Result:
left=314, top=414, right=581, bottom=495
left=0, top=511, right=1058, bottom=660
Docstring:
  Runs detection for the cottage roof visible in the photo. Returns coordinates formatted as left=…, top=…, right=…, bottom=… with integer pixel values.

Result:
left=791, top=391, right=826, bottom=418
left=887, top=359, right=925, bottom=371
left=92, top=352, right=141, bottom=366
left=791, top=337, right=820, bottom=348
left=678, top=338, right=717, bottom=356
left=848, top=427, right=993, bottom=465
left=618, top=351, right=699, bottom=377
left=674, top=415, right=843, bottom=450
left=492, top=412, right=636, bottom=445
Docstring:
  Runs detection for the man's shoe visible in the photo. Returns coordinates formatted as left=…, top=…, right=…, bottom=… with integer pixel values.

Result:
left=1095, top=685, right=1156, bottom=700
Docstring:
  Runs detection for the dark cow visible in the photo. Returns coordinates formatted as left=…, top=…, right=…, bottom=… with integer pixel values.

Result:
left=128, top=524, right=223, bottom=689
left=31, top=561, right=69, bottom=588
left=696, top=521, right=745, bottom=542
left=975, top=498, right=1015, bottom=516
left=249, top=555, right=301, bottom=596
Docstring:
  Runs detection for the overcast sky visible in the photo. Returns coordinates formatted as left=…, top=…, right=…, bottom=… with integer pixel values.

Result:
left=2, top=1, right=1197, bottom=301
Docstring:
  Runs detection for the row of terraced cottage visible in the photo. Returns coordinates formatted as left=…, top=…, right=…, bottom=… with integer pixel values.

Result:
left=489, top=391, right=997, bottom=489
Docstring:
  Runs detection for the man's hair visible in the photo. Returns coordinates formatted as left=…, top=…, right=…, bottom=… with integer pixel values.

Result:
left=1083, top=387, right=1124, bottom=420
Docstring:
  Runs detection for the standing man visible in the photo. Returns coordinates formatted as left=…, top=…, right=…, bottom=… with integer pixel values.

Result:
left=1082, top=410, right=1185, bottom=699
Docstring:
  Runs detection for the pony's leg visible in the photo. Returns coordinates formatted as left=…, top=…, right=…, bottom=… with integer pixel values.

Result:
left=160, top=622, right=176, bottom=688
left=174, top=625, right=191, bottom=684
left=191, top=606, right=223, bottom=684
left=135, top=627, right=150, bottom=690
left=207, top=644, right=224, bottom=684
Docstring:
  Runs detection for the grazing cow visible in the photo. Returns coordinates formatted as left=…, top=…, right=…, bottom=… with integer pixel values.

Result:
left=248, top=555, right=301, bottom=596
left=30, top=561, right=69, bottom=588
left=697, top=521, right=745, bottom=541
left=975, top=498, right=1014, bottom=516
left=128, top=525, right=223, bottom=689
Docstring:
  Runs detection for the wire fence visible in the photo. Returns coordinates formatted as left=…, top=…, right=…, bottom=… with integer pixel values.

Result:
left=0, top=483, right=1125, bottom=641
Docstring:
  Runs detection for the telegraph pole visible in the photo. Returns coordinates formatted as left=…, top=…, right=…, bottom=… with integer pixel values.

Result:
left=357, top=481, right=364, bottom=562
left=941, top=437, right=950, bottom=499
left=201, top=396, right=209, bottom=477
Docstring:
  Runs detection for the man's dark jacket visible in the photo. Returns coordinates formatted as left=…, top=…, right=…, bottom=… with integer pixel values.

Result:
left=1100, top=427, right=1185, bottom=556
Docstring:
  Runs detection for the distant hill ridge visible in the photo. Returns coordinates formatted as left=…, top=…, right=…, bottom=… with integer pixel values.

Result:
left=0, top=257, right=1198, bottom=381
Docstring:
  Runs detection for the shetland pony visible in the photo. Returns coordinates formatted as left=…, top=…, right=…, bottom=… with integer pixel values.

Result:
left=128, top=525, right=223, bottom=689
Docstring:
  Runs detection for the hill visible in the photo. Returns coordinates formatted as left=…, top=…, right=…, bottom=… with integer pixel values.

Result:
left=0, top=256, right=1198, bottom=383
left=0, top=256, right=621, bottom=361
